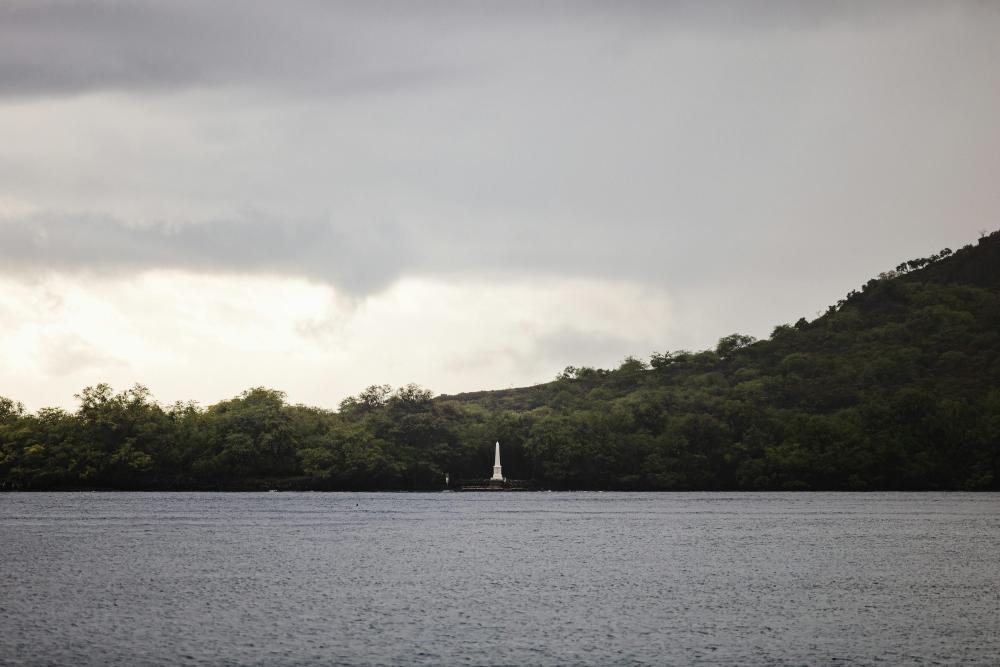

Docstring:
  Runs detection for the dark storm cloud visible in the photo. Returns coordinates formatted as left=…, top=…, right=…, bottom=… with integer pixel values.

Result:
left=0, top=0, right=969, bottom=98
left=0, top=0, right=465, bottom=97
left=0, top=214, right=412, bottom=294
left=0, top=211, right=706, bottom=295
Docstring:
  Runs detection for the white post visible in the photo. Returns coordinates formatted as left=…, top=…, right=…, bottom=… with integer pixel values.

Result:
left=491, top=441, right=504, bottom=481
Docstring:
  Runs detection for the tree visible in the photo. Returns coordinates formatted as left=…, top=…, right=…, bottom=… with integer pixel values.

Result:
left=617, top=356, right=648, bottom=374
left=339, top=384, right=392, bottom=414
left=716, top=333, right=757, bottom=359
left=0, top=396, right=25, bottom=423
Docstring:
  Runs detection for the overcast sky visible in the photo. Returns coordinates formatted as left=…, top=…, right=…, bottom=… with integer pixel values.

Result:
left=1, top=0, right=998, bottom=411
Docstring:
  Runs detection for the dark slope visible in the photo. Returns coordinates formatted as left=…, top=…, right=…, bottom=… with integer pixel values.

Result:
left=428, top=231, right=1000, bottom=490
left=443, top=232, right=1000, bottom=414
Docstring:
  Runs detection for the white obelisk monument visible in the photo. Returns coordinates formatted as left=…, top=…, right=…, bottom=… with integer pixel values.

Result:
left=490, top=441, right=504, bottom=481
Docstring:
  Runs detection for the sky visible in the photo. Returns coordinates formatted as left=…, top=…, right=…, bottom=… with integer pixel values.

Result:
left=1, top=0, right=998, bottom=411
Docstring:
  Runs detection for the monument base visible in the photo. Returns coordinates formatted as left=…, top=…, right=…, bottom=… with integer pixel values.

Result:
left=455, top=478, right=532, bottom=491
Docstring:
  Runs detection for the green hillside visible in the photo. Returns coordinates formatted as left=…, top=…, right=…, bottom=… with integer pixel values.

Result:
left=440, top=230, right=1000, bottom=489
left=2, top=231, right=999, bottom=490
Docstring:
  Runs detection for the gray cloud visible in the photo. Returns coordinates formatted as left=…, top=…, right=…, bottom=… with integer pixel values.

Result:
left=0, top=210, right=715, bottom=295
left=0, top=213, right=413, bottom=294
left=1, top=1, right=986, bottom=98
left=0, top=1, right=998, bottom=309
left=0, top=1, right=463, bottom=98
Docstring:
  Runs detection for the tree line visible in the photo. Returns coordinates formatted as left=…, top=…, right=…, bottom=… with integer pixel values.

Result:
left=2, top=232, right=999, bottom=490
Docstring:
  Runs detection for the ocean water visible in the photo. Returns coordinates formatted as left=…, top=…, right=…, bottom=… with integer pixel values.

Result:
left=1, top=492, right=998, bottom=666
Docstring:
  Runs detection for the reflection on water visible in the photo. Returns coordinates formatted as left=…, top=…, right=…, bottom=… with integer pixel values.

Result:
left=1, top=492, right=998, bottom=666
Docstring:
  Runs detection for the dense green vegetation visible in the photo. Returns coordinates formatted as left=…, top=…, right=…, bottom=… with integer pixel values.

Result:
left=3, top=232, right=999, bottom=491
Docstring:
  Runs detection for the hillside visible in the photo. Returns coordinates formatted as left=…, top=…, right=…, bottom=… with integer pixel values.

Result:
left=2, top=231, right=999, bottom=490
left=436, top=231, right=1000, bottom=489
left=442, top=232, right=1000, bottom=413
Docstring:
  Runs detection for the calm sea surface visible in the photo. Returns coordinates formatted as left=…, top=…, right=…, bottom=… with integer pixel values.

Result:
left=1, top=492, right=998, bottom=666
